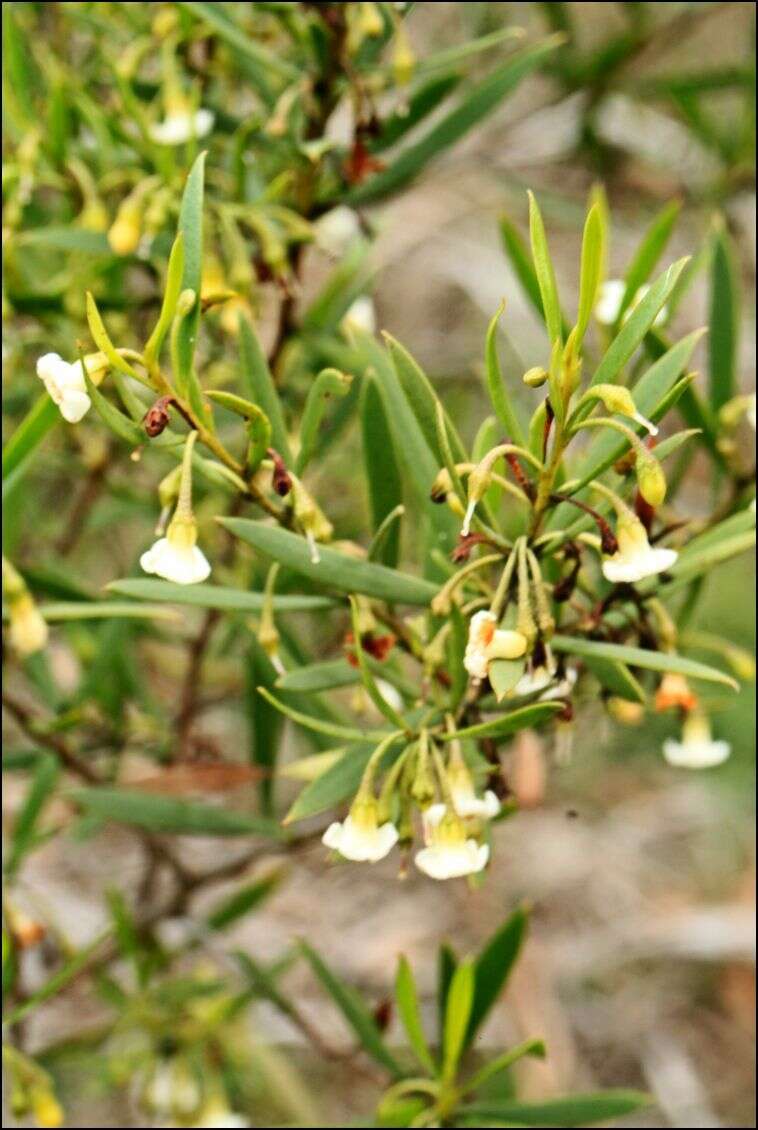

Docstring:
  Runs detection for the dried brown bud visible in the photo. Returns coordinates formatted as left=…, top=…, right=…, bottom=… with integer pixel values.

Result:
left=143, top=396, right=172, bottom=438
left=268, top=448, right=292, bottom=497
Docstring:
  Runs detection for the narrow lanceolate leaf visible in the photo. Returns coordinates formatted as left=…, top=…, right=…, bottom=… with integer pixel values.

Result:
left=362, top=377, right=403, bottom=568
left=107, top=578, right=336, bottom=612
left=589, top=258, right=690, bottom=388
left=2, top=395, right=59, bottom=481
left=144, top=232, right=185, bottom=365
left=709, top=221, right=739, bottom=412
left=283, top=743, right=375, bottom=824
left=619, top=199, right=681, bottom=324
left=396, top=956, right=436, bottom=1075
left=442, top=702, right=564, bottom=741
left=456, top=1090, right=650, bottom=1127
left=299, top=940, right=404, bottom=1077
left=442, top=960, right=475, bottom=1081
left=575, top=202, right=603, bottom=344
left=69, top=788, right=282, bottom=838
left=85, top=292, right=137, bottom=377
left=246, top=637, right=282, bottom=817
left=178, top=1, right=298, bottom=81
left=84, top=372, right=146, bottom=446
left=175, top=152, right=206, bottom=385
left=2, top=930, right=112, bottom=1027
left=276, top=659, right=359, bottom=694
left=220, top=519, right=438, bottom=606
left=296, top=368, right=353, bottom=474
left=384, top=333, right=467, bottom=466
left=551, top=636, right=738, bottom=690
left=528, top=190, right=563, bottom=347
left=6, top=754, right=60, bottom=875
left=206, top=867, right=285, bottom=930
left=31, top=601, right=180, bottom=622
left=465, top=907, right=528, bottom=1049
left=346, top=37, right=562, bottom=204
left=238, top=316, right=292, bottom=462
left=256, top=687, right=390, bottom=744
left=485, top=303, right=525, bottom=445
left=582, top=657, right=646, bottom=703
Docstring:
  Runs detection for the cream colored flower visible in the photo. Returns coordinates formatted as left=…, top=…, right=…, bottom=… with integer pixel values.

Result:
left=8, top=592, right=48, bottom=657
left=414, top=804, right=489, bottom=880
left=143, top=1057, right=201, bottom=1119
left=140, top=515, right=211, bottom=585
left=149, top=107, right=214, bottom=145
left=595, top=279, right=667, bottom=328
left=191, top=1102, right=250, bottom=1129
left=36, top=352, right=92, bottom=423
left=342, top=295, right=376, bottom=335
left=602, top=512, right=677, bottom=584
left=463, top=610, right=527, bottom=681
left=662, top=711, right=730, bottom=769
left=446, top=744, right=500, bottom=820
left=322, top=795, right=399, bottom=863
left=315, top=206, right=361, bottom=257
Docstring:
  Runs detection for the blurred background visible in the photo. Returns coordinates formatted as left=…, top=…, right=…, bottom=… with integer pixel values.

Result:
left=3, top=3, right=756, bottom=1127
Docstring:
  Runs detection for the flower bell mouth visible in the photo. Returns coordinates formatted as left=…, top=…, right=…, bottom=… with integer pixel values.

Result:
left=463, top=610, right=528, bottom=681
left=414, top=804, right=490, bottom=880
left=654, top=672, right=699, bottom=712
left=36, top=353, right=92, bottom=423
left=601, top=512, right=678, bottom=584
left=446, top=746, right=500, bottom=820
left=322, top=795, right=399, bottom=863
left=140, top=515, right=211, bottom=585
left=662, top=711, right=731, bottom=769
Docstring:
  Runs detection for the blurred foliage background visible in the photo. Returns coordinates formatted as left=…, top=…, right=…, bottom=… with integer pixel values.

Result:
left=2, top=2, right=755, bottom=1128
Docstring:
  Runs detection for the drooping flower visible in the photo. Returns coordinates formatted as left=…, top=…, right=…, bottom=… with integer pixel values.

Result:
left=602, top=511, right=677, bottom=584
left=414, top=804, right=489, bottom=881
left=342, top=295, right=376, bottom=335
left=36, top=353, right=92, bottom=423
left=322, top=794, right=399, bottom=863
left=315, top=206, right=361, bottom=257
left=446, top=744, right=500, bottom=820
left=463, top=610, right=527, bottom=681
left=662, top=710, right=730, bottom=769
left=149, top=106, right=214, bottom=146
left=595, top=279, right=667, bottom=328
left=141, top=432, right=211, bottom=585
left=654, top=672, right=698, bottom=712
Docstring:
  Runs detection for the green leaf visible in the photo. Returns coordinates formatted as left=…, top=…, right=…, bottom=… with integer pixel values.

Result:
left=582, top=656, right=646, bottom=703
left=442, top=959, right=475, bottom=1081
left=528, top=190, right=562, bottom=346
left=144, top=232, right=185, bottom=366
left=463, top=1037, right=546, bottom=1094
left=618, top=200, right=681, bottom=325
left=257, top=687, right=390, bottom=744
left=500, top=215, right=563, bottom=332
left=107, top=578, right=337, bottom=612
left=384, top=333, right=467, bottom=466
left=296, top=367, right=353, bottom=474
left=396, top=956, right=436, bottom=1075
left=371, top=72, right=462, bottom=153
left=85, top=292, right=137, bottom=378
left=551, top=636, right=738, bottom=690
left=485, top=304, right=525, bottom=445
left=361, top=377, right=403, bottom=568
left=284, top=743, right=375, bottom=824
left=589, top=258, right=689, bottom=388
left=83, top=371, right=146, bottom=447
left=709, top=222, right=739, bottom=412
left=575, top=202, right=603, bottom=344
left=30, top=601, right=181, bottom=622
left=457, top=1090, right=650, bottom=1126
left=178, top=1, right=298, bottom=81
left=175, top=152, right=206, bottom=389
left=2, top=929, right=112, bottom=1026
left=276, top=658, right=358, bottom=694
left=219, top=519, right=438, bottom=606
left=299, top=940, right=404, bottom=1077
left=17, top=227, right=110, bottom=254
left=442, top=702, right=564, bottom=742
left=246, top=637, right=283, bottom=817
left=206, top=867, right=285, bottom=930
left=437, top=942, right=458, bottom=1046
left=238, top=316, right=292, bottom=462
left=465, top=907, right=528, bottom=1049
left=69, top=788, right=282, bottom=838
left=346, top=37, right=562, bottom=204
left=2, top=395, right=58, bottom=481
left=489, top=658, right=527, bottom=702
left=6, top=754, right=59, bottom=876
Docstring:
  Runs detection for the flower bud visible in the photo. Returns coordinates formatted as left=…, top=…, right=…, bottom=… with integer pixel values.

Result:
left=636, top=450, right=666, bottom=507
left=3, top=559, right=48, bottom=658
left=176, top=288, right=197, bottom=317
left=31, top=1090, right=64, bottom=1129
left=392, top=24, right=415, bottom=87
left=523, top=366, right=549, bottom=388
left=591, top=383, right=658, bottom=437
left=108, top=199, right=143, bottom=257
left=430, top=467, right=453, bottom=503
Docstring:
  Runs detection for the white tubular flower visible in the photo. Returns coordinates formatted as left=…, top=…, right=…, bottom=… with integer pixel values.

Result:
left=191, top=1100, right=250, bottom=1128
left=602, top=511, right=677, bottom=584
left=149, top=107, right=214, bottom=145
left=463, top=610, right=528, bottom=681
left=596, top=280, right=667, bottom=328
left=140, top=515, right=211, bottom=585
left=447, top=743, right=500, bottom=820
left=36, top=353, right=92, bottom=423
left=414, top=804, right=489, bottom=881
left=141, top=432, right=211, bottom=585
left=342, top=295, right=376, bottom=335
left=662, top=711, right=731, bottom=769
left=143, top=1058, right=201, bottom=1119
left=315, top=206, right=361, bottom=257
left=322, top=795, right=399, bottom=863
